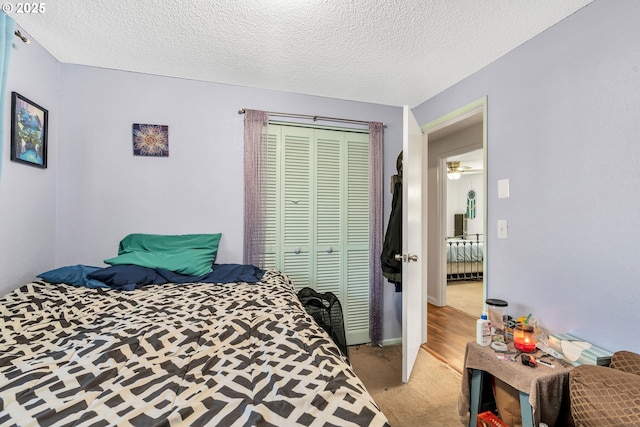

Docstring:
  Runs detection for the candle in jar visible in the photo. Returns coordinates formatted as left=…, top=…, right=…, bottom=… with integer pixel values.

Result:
left=514, top=323, right=536, bottom=352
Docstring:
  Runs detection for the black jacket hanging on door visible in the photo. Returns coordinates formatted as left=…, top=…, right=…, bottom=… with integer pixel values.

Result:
left=381, top=152, right=403, bottom=292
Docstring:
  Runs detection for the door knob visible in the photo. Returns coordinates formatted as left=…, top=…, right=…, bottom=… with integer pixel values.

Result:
left=395, top=253, right=418, bottom=262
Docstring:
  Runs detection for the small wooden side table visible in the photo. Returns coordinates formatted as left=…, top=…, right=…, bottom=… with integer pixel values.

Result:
left=458, top=341, right=573, bottom=427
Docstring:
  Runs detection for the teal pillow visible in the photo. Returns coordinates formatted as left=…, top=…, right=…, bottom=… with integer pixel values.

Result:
left=116, top=233, right=221, bottom=255
left=104, top=233, right=222, bottom=276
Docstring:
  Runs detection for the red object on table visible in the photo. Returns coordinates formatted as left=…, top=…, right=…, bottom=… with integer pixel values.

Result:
left=514, top=323, right=536, bottom=352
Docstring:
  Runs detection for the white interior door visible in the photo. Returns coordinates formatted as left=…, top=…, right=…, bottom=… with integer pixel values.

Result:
left=402, top=106, right=425, bottom=383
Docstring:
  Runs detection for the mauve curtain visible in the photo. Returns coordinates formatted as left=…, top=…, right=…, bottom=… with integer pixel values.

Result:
left=0, top=13, right=15, bottom=181
left=369, top=122, right=383, bottom=346
left=243, top=109, right=269, bottom=267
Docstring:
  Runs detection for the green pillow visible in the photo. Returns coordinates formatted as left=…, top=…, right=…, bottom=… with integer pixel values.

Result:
left=104, top=233, right=222, bottom=276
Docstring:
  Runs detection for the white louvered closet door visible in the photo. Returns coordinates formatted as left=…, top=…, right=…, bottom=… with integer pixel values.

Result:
left=265, top=124, right=370, bottom=345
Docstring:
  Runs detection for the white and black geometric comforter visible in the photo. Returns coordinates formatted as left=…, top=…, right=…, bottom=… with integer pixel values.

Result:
left=0, top=270, right=389, bottom=427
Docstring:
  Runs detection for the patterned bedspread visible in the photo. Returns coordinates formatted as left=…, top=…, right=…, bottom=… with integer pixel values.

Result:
left=0, top=270, right=389, bottom=427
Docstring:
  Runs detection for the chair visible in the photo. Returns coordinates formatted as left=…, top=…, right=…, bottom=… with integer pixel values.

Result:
left=569, top=350, right=640, bottom=426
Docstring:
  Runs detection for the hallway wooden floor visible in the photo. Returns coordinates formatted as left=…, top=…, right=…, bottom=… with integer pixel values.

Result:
left=421, top=303, right=475, bottom=373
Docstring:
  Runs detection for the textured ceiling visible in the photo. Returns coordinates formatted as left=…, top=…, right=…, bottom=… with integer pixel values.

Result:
left=12, top=0, right=593, bottom=107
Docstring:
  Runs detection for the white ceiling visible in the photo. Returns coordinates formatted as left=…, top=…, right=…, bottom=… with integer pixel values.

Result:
left=12, top=0, right=593, bottom=107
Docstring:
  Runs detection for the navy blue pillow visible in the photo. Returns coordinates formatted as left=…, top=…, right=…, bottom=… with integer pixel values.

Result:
left=38, top=265, right=108, bottom=289
left=87, top=265, right=167, bottom=290
left=155, top=268, right=208, bottom=284
left=202, top=264, right=265, bottom=283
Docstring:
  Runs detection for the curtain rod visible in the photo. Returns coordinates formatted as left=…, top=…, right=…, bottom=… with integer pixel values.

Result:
left=238, top=108, right=383, bottom=127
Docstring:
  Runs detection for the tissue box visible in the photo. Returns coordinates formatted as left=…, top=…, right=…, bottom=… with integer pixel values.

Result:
left=548, top=333, right=613, bottom=366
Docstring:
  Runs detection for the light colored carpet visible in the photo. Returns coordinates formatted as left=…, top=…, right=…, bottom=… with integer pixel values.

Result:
left=349, top=344, right=468, bottom=427
left=447, top=280, right=483, bottom=318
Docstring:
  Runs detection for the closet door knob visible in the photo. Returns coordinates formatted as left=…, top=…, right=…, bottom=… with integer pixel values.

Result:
left=326, top=247, right=333, bottom=253
left=294, top=247, right=301, bottom=254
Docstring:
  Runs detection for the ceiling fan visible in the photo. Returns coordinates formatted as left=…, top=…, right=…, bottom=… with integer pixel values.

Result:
left=447, top=161, right=482, bottom=180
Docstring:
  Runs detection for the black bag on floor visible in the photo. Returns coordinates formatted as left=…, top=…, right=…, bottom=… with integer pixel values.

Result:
left=297, top=287, right=349, bottom=363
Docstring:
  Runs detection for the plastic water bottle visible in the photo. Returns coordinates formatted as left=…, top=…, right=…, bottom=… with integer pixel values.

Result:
left=476, top=312, right=491, bottom=346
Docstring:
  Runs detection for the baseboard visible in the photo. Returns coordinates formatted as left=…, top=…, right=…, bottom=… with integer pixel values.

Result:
left=380, top=337, right=402, bottom=346
left=427, top=295, right=441, bottom=306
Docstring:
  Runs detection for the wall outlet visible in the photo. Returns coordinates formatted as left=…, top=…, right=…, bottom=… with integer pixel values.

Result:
left=497, top=219, right=508, bottom=239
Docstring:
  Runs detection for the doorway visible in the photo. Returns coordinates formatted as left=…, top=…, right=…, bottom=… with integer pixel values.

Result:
left=423, top=97, right=487, bottom=371
left=444, top=148, right=484, bottom=318
left=424, top=97, right=487, bottom=319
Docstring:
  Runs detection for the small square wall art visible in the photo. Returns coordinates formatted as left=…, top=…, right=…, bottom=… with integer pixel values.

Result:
left=132, top=123, right=169, bottom=157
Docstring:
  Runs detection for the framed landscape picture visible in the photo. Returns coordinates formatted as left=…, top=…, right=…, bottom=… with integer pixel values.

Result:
left=10, top=92, right=48, bottom=168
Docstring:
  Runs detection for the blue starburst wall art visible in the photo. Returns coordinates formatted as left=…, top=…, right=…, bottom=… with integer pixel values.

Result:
left=132, top=123, right=169, bottom=157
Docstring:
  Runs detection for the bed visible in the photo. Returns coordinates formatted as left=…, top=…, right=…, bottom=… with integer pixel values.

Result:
left=0, top=234, right=389, bottom=426
left=446, top=235, right=484, bottom=281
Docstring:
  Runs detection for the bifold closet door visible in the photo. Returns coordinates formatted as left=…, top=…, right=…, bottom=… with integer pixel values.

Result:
left=264, top=124, right=370, bottom=345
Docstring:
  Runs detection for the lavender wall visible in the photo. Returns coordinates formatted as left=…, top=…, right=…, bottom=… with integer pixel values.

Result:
left=55, top=66, right=404, bottom=341
left=414, top=0, right=640, bottom=353
left=0, top=27, right=60, bottom=296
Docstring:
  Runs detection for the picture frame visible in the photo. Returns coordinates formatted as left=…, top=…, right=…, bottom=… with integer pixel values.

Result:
left=10, top=92, right=48, bottom=168
left=132, top=123, right=169, bottom=157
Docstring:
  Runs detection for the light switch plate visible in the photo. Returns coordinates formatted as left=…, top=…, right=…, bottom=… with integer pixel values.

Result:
left=498, top=179, right=510, bottom=198
left=497, top=219, right=508, bottom=239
